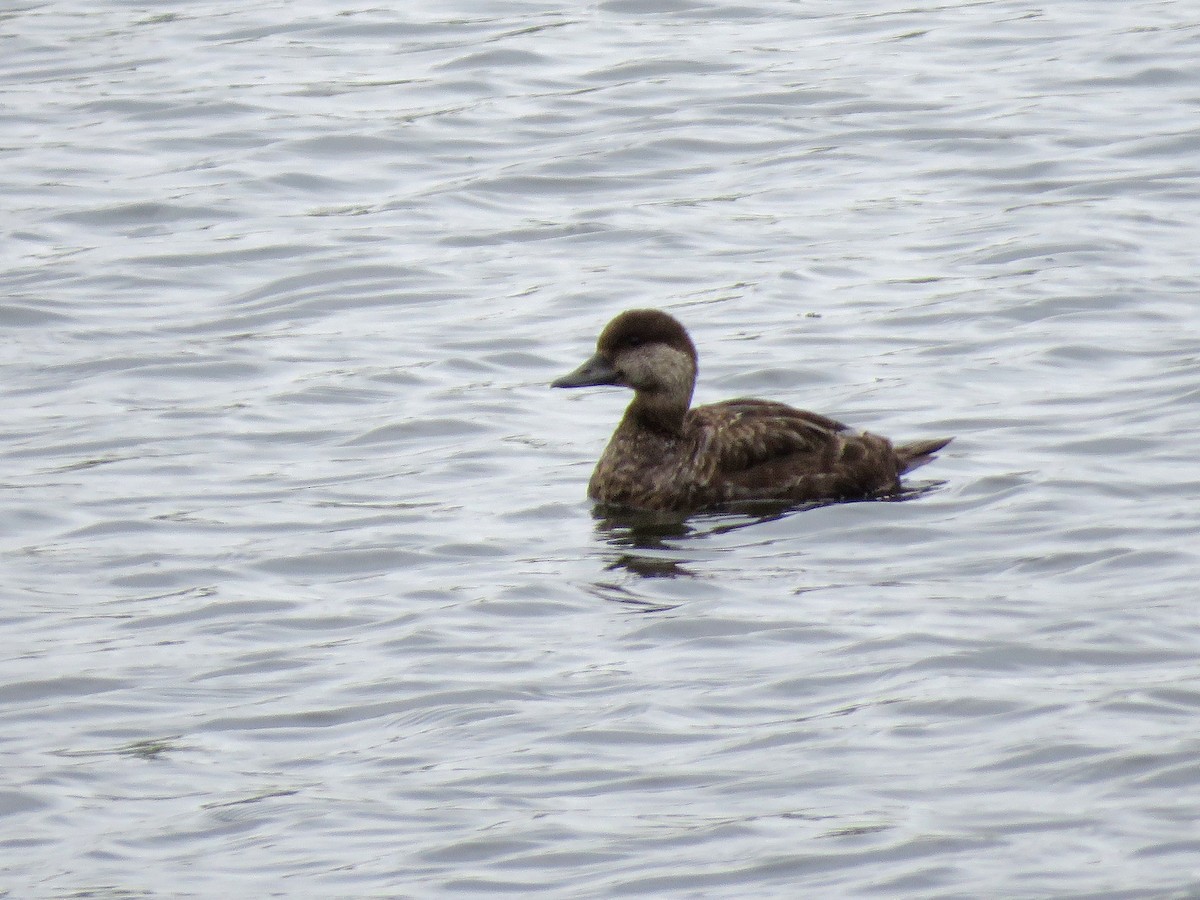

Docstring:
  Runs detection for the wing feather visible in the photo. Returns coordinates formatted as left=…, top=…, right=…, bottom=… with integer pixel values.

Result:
left=686, top=399, right=901, bottom=502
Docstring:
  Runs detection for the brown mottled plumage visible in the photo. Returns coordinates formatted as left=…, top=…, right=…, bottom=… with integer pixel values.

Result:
left=552, top=309, right=952, bottom=512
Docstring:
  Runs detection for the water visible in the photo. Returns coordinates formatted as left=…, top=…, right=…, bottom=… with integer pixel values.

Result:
left=3, top=1, right=1200, bottom=895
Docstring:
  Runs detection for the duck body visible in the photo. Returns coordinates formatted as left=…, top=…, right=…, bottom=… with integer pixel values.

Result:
left=553, top=309, right=951, bottom=512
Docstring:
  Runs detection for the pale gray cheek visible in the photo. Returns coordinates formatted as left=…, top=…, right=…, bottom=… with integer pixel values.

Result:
left=654, top=353, right=694, bottom=394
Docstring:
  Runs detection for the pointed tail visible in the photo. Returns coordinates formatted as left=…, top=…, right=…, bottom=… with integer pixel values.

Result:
left=896, top=437, right=953, bottom=474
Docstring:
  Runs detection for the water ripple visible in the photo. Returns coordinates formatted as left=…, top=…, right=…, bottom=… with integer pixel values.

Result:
left=3, top=0, right=1200, bottom=896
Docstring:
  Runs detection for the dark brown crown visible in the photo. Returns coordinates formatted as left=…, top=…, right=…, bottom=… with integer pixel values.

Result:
left=596, top=309, right=697, bottom=363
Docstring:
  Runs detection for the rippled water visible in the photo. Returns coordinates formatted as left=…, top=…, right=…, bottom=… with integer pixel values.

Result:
left=4, top=1, right=1200, bottom=895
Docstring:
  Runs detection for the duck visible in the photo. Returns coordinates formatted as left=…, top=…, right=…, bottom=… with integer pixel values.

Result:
left=552, top=309, right=951, bottom=512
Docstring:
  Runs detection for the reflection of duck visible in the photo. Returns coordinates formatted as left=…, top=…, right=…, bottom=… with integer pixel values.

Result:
left=590, top=503, right=792, bottom=579
left=553, top=309, right=952, bottom=512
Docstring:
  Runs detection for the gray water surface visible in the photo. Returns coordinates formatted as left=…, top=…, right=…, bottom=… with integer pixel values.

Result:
left=4, top=1, right=1200, bottom=896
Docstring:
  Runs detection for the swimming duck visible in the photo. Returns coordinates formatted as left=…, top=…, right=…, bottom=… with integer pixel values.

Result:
left=552, top=309, right=951, bottom=511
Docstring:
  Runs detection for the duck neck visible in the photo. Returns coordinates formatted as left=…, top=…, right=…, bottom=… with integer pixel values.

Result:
left=624, top=390, right=689, bottom=437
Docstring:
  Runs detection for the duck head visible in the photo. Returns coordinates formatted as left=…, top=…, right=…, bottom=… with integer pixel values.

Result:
left=552, top=309, right=698, bottom=431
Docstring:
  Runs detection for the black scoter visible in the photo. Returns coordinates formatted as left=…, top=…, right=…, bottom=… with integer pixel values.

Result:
left=552, top=309, right=951, bottom=511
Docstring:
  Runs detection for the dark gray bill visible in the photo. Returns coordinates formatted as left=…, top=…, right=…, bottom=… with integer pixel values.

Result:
left=551, top=352, right=621, bottom=388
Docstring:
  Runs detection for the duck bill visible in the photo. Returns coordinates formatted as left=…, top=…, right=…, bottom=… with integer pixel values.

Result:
left=551, top=353, right=621, bottom=388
